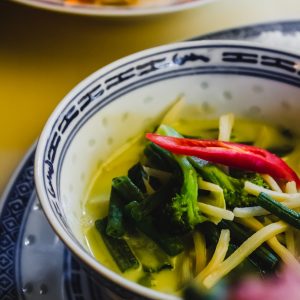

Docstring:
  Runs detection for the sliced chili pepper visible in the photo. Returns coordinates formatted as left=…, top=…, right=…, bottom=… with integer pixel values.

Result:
left=145, top=133, right=300, bottom=187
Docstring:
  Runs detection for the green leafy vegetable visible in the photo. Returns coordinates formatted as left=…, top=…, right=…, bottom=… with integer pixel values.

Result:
left=95, top=218, right=139, bottom=272
left=155, top=124, right=207, bottom=234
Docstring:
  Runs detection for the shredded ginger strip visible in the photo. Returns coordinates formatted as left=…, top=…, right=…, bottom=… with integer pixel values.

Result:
left=218, top=113, right=235, bottom=142
left=236, top=217, right=299, bottom=266
left=244, top=181, right=300, bottom=202
left=236, top=181, right=300, bottom=218
left=233, top=199, right=300, bottom=218
left=202, top=221, right=288, bottom=289
left=198, top=179, right=223, bottom=193
left=285, top=181, right=298, bottom=194
left=193, top=231, right=207, bottom=275
left=195, top=229, right=230, bottom=283
left=261, top=174, right=282, bottom=192
left=198, top=203, right=234, bottom=221
left=160, top=95, right=185, bottom=125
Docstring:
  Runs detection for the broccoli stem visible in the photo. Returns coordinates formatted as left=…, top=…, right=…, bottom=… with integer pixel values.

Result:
left=95, top=218, right=139, bottom=272
left=155, top=125, right=207, bottom=233
left=190, top=161, right=267, bottom=208
left=144, top=142, right=179, bottom=173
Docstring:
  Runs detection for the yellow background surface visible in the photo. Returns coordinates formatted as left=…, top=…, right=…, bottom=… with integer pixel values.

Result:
left=1, top=0, right=300, bottom=194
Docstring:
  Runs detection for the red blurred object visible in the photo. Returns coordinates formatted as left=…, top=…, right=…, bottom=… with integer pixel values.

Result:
left=146, top=134, right=300, bottom=187
left=230, top=265, right=300, bottom=300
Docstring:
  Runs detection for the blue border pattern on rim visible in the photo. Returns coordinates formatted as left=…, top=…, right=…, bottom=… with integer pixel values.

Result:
left=43, top=43, right=300, bottom=223
left=0, top=150, right=35, bottom=300
left=0, top=148, right=94, bottom=300
left=55, top=65, right=300, bottom=202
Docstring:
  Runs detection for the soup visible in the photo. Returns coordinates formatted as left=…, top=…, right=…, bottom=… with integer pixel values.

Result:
left=81, top=102, right=300, bottom=296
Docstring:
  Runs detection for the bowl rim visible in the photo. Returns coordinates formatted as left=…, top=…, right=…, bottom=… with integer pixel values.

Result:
left=34, top=39, right=300, bottom=300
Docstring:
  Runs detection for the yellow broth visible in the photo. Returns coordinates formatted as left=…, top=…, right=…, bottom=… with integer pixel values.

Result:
left=82, top=117, right=300, bottom=294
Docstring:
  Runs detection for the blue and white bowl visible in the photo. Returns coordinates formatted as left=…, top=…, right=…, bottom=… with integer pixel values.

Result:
left=35, top=40, right=300, bottom=300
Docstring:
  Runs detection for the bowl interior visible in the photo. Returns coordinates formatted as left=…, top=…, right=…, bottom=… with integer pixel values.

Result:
left=35, top=41, right=300, bottom=299
left=62, top=74, right=300, bottom=244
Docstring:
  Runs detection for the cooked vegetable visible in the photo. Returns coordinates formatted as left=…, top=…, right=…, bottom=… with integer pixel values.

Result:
left=218, top=113, right=235, bottom=142
left=95, top=218, right=139, bottom=272
left=285, top=181, right=297, bottom=194
left=106, top=176, right=145, bottom=238
left=126, top=209, right=184, bottom=257
left=261, top=174, right=282, bottom=192
left=244, top=181, right=300, bottom=201
left=201, top=222, right=261, bottom=275
left=155, top=125, right=207, bottom=234
left=85, top=109, right=300, bottom=296
left=233, top=198, right=300, bottom=218
left=145, top=134, right=300, bottom=187
left=198, top=203, right=234, bottom=221
left=193, top=230, right=207, bottom=274
left=257, top=192, right=300, bottom=230
left=195, top=229, right=230, bottom=282
left=202, top=221, right=288, bottom=289
left=190, top=162, right=266, bottom=208
left=179, top=250, right=195, bottom=287
left=106, top=187, right=126, bottom=238
left=233, top=206, right=269, bottom=218
left=108, top=175, right=184, bottom=258
left=219, top=220, right=279, bottom=272
left=236, top=217, right=299, bottom=266
left=127, top=232, right=173, bottom=273
left=197, top=178, right=227, bottom=224
left=112, top=176, right=145, bottom=203
left=285, top=229, right=296, bottom=257
left=125, top=178, right=175, bottom=221
left=128, top=162, right=148, bottom=193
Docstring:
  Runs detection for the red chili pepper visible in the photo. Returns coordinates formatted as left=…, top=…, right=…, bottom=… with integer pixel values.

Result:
left=146, top=133, right=300, bottom=188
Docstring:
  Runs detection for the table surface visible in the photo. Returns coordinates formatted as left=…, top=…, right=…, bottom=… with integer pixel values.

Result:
left=2, top=0, right=300, bottom=195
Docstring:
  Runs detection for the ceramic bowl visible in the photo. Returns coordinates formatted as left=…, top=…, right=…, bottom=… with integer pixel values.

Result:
left=35, top=40, right=300, bottom=300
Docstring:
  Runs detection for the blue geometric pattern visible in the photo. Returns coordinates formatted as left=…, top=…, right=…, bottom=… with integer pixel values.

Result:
left=0, top=147, right=106, bottom=300
left=64, top=249, right=106, bottom=300
left=0, top=150, right=35, bottom=300
left=0, top=148, right=106, bottom=300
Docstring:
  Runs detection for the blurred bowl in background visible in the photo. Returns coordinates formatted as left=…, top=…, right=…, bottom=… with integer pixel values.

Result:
left=10, top=0, right=215, bottom=17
